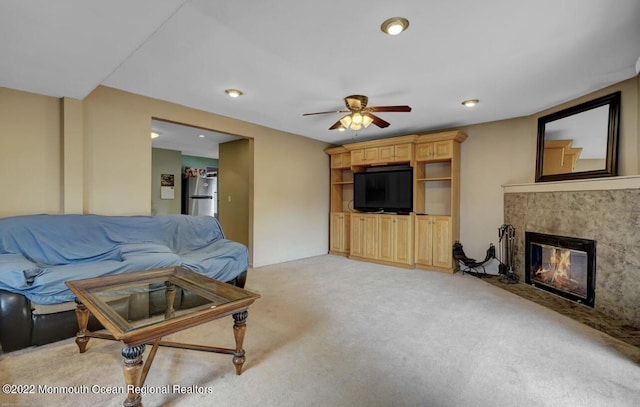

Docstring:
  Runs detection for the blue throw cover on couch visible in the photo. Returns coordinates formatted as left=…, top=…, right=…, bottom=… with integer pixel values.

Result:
left=0, top=214, right=249, bottom=305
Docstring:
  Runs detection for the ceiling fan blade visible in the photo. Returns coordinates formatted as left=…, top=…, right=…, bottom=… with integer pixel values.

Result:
left=367, top=105, right=412, bottom=113
left=365, top=113, right=391, bottom=128
left=329, top=119, right=343, bottom=130
left=303, top=110, right=349, bottom=116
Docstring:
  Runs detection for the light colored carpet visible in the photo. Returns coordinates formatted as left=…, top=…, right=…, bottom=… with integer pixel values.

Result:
left=1, top=255, right=639, bottom=407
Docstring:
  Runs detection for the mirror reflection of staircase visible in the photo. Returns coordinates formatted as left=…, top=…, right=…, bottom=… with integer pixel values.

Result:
left=543, top=139, right=582, bottom=175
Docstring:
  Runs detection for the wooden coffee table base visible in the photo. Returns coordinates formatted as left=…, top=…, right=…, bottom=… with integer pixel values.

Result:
left=66, top=267, right=260, bottom=407
left=74, top=303, right=250, bottom=407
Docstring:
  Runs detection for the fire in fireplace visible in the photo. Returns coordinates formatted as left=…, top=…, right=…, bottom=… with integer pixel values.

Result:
left=525, top=232, right=596, bottom=307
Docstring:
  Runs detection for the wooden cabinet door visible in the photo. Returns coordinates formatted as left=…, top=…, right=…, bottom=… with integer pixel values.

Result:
left=350, top=214, right=364, bottom=257
left=378, top=146, right=394, bottom=163
left=330, top=213, right=350, bottom=253
left=415, top=143, right=434, bottom=161
left=432, top=141, right=453, bottom=160
left=379, top=215, right=412, bottom=265
left=363, top=147, right=379, bottom=164
left=415, top=215, right=450, bottom=267
left=431, top=216, right=452, bottom=268
left=330, top=154, right=342, bottom=169
left=330, top=213, right=343, bottom=252
left=351, top=150, right=365, bottom=166
left=352, top=213, right=383, bottom=260
left=331, top=153, right=351, bottom=169
left=415, top=216, right=433, bottom=266
left=362, top=214, right=379, bottom=259
left=378, top=215, right=394, bottom=262
left=415, top=141, right=452, bottom=162
left=340, top=152, right=351, bottom=168
left=394, top=215, right=413, bottom=265
left=343, top=213, right=350, bottom=252
left=394, top=144, right=412, bottom=162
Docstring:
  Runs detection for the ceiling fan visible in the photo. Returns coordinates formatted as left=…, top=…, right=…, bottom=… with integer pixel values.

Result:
left=303, top=95, right=411, bottom=131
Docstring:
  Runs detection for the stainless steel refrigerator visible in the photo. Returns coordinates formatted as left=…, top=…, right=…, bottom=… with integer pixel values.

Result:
left=183, top=174, right=217, bottom=217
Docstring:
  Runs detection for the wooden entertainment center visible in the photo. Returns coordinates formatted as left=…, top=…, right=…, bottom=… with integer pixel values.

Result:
left=325, top=130, right=467, bottom=273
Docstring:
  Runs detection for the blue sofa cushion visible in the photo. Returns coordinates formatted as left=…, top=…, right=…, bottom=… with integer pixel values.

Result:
left=179, top=240, right=249, bottom=283
left=0, top=253, right=40, bottom=290
left=0, top=214, right=248, bottom=305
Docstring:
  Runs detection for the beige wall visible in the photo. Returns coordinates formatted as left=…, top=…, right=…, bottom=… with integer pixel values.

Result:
left=0, top=88, right=62, bottom=216
left=219, top=139, right=251, bottom=249
left=62, top=97, right=84, bottom=214
left=457, top=116, right=534, bottom=263
left=0, top=85, right=331, bottom=267
left=83, top=88, right=155, bottom=215
left=151, top=148, right=182, bottom=215
left=251, top=131, right=330, bottom=266
left=457, top=76, right=639, bottom=259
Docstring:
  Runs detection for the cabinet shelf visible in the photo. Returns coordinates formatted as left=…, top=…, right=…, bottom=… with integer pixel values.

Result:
left=332, top=181, right=354, bottom=185
left=416, top=176, right=452, bottom=182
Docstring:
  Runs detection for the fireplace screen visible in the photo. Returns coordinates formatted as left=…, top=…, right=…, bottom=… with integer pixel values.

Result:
left=525, top=232, right=595, bottom=307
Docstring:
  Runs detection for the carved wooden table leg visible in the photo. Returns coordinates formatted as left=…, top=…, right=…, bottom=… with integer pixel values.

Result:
left=164, top=281, right=176, bottom=319
left=232, top=310, right=248, bottom=375
left=74, top=299, right=90, bottom=353
left=122, top=344, right=146, bottom=407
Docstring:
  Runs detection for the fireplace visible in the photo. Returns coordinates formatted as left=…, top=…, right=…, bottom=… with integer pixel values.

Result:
left=525, top=232, right=596, bottom=307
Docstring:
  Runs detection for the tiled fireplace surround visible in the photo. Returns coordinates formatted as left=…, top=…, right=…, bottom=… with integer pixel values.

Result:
left=503, top=176, right=640, bottom=329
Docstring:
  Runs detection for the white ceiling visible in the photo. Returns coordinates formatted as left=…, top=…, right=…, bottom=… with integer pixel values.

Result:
left=2, top=0, right=639, bottom=148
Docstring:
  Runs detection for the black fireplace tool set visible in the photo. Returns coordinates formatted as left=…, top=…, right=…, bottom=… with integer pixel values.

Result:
left=452, top=224, right=519, bottom=284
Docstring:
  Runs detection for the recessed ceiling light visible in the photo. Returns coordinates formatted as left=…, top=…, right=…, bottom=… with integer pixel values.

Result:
left=337, top=126, right=346, bottom=132
left=199, top=134, right=205, bottom=138
left=225, top=89, right=243, bottom=98
left=381, top=17, right=409, bottom=35
left=461, top=99, right=479, bottom=107
left=151, top=132, right=160, bottom=139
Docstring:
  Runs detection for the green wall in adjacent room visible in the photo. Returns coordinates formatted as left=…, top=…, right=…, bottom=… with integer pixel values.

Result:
left=182, top=155, right=218, bottom=171
left=151, top=148, right=182, bottom=215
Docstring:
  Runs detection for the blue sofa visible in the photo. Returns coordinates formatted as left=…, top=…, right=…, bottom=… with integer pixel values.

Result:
left=0, top=214, right=249, bottom=352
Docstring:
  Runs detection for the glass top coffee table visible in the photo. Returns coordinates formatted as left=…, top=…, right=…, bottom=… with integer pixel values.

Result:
left=66, top=266, right=260, bottom=407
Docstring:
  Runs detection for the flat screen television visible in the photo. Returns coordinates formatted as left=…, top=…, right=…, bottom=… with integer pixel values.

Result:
left=353, top=168, right=413, bottom=213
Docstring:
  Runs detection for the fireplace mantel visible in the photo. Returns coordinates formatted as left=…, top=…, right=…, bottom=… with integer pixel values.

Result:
left=502, top=175, right=640, bottom=194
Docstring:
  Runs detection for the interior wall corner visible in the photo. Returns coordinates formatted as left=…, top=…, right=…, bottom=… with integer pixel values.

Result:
left=61, top=97, right=84, bottom=214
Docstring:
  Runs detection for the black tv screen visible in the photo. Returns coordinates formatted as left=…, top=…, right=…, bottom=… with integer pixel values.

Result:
left=353, top=168, right=413, bottom=213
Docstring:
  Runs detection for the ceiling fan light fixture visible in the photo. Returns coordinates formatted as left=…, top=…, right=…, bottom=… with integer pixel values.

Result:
left=339, top=115, right=352, bottom=128
left=338, top=113, right=372, bottom=131
left=381, top=17, right=409, bottom=35
left=225, top=89, right=243, bottom=98
left=462, top=99, right=479, bottom=107
left=351, top=112, right=364, bottom=125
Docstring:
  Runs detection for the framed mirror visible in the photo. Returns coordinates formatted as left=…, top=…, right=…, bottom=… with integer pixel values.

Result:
left=535, top=91, right=620, bottom=182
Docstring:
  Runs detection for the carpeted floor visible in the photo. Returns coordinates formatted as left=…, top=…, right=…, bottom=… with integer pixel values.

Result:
left=1, top=255, right=639, bottom=407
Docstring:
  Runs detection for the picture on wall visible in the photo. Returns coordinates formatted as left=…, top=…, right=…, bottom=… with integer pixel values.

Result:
left=161, top=173, right=175, bottom=199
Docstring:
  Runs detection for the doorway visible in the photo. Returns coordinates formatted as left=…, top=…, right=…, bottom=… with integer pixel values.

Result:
left=150, top=119, right=250, bottom=247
